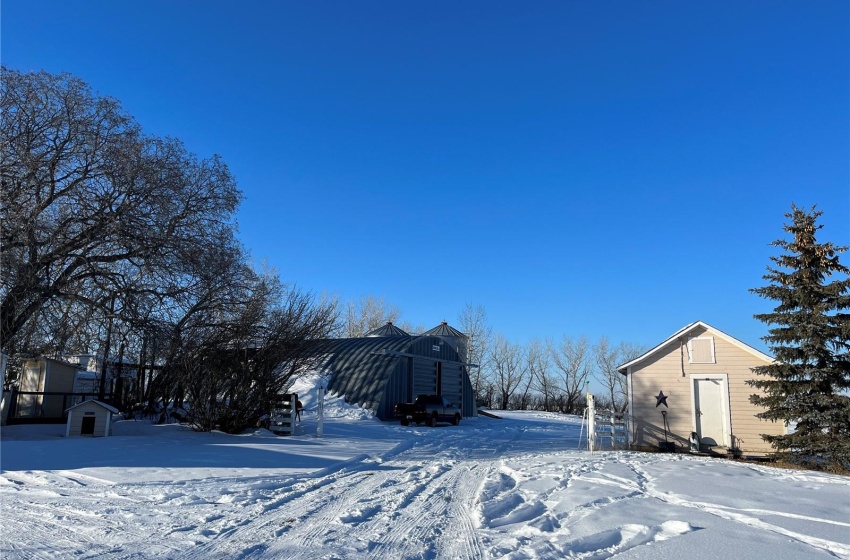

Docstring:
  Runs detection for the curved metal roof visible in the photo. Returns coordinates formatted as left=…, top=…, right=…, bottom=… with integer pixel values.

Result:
left=320, top=335, right=463, bottom=417
left=422, top=321, right=467, bottom=338
left=365, top=322, right=410, bottom=337
left=321, top=337, right=416, bottom=413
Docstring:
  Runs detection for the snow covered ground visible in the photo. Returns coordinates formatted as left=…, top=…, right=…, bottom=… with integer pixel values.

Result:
left=2, top=378, right=848, bottom=559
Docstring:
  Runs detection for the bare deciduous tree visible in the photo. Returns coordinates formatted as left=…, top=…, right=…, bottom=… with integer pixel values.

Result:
left=594, top=337, right=645, bottom=412
left=528, top=338, right=556, bottom=411
left=1, top=67, right=241, bottom=355
left=1, top=67, right=339, bottom=430
left=550, top=335, right=591, bottom=414
left=343, top=295, right=402, bottom=337
left=594, top=337, right=622, bottom=412
left=155, top=254, right=338, bottom=432
left=490, top=334, right=526, bottom=410
left=458, top=303, right=492, bottom=404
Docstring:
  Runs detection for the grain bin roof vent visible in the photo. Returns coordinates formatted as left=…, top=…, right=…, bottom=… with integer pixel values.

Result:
left=365, top=322, right=410, bottom=337
left=422, top=321, right=467, bottom=338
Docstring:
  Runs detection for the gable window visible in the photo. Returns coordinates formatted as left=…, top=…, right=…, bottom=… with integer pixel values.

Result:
left=688, top=337, right=716, bottom=364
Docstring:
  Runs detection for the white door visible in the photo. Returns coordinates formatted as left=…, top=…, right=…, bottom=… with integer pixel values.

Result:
left=694, top=378, right=728, bottom=447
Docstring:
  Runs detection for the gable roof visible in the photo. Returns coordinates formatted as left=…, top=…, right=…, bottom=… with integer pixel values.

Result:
left=65, top=400, right=119, bottom=414
left=23, top=356, right=86, bottom=369
left=616, top=321, right=773, bottom=374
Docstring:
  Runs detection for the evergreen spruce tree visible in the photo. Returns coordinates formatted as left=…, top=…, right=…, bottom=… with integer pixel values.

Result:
left=749, top=205, right=850, bottom=471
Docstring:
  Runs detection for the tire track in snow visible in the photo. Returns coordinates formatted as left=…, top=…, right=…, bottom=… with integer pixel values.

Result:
left=176, top=464, right=377, bottom=560
left=13, top=414, right=845, bottom=559
left=173, top=444, right=441, bottom=559
left=282, top=425, right=523, bottom=559
left=277, top=454, right=464, bottom=558
left=1, top=498, right=170, bottom=560
left=361, top=461, right=485, bottom=560
left=283, top=467, right=413, bottom=553
left=432, top=462, right=488, bottom=560
left=0, top=471, right=171, bottom=560
left=171, top=439, right=418, bottom=555
left=173, top=431, right=493, bottom=560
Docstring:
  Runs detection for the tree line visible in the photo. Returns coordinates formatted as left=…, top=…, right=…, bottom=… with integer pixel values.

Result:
left=457, top=304, right=644, bottom=414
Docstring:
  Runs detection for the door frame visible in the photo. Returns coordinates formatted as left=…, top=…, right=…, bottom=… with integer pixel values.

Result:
left=81, top=415, right=96, bottom=436
left=689, top=374, right=731, bottom=447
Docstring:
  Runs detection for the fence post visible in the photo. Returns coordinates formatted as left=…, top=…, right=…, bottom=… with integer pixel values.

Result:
left=586, top=392, right=595, bottom=454
left=623, top=412, right=631, bottom=448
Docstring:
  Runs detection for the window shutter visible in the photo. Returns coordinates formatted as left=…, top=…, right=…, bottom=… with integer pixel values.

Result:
left=688, top=337, right=716, bottom=364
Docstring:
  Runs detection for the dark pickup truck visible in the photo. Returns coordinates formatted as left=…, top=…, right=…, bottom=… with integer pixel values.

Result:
left=395, top=395, right=462, bottom=427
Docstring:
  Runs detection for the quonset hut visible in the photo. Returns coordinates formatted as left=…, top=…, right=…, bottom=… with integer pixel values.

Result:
left=322, top=322, right=477, bottom=421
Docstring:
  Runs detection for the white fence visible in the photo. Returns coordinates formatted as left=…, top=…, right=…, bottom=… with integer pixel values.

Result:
left=593, top=410, right=628, bottom=449
left=270, top=393, right=297, bottom=436
left=581, top=393, right=628, bottom=452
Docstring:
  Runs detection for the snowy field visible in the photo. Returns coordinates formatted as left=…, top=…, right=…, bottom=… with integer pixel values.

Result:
left=1, top=380, right=848, bottom=560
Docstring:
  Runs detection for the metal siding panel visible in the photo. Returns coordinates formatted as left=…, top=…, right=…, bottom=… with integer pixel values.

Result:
left=440, top=363, right=462, bottom=406
left=409, top=337, right=458, bottom=362
left=406, top=357, right=414, bottom=402
left=379, top=360, right=409, bottom=420
left=462, top=367, right=477, bottom=417
left=413, top=359, right=436, bottom=396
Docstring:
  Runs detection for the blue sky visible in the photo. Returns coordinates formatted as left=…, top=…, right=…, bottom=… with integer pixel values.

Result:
left=3, top=1, right=848, bottom=355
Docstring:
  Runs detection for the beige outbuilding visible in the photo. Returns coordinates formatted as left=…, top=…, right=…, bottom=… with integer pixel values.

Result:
left=65, top=400, right=119, bottom=437
left=617, top=321, right=786, bottom=456
left=19, top=357, right=82, bottom=418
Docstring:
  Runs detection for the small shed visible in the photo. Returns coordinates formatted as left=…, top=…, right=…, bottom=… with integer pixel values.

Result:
left=65, top=400, right=119, bottom=437
left=19, top=357, right=85, bottom=419
left=617, top=321, right=786, bottom=455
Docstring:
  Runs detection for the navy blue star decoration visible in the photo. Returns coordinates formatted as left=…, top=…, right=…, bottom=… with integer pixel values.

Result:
left=655, top=391, right=669, bottom=408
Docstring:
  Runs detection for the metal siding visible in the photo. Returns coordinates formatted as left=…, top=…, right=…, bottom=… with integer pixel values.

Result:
left=379, top=359, right=410, bottom=420
left=462, top=368, right=477, bottom=417
left=440, top=363, right=463, bottom=407
left=422, top=323, right=469, bottom=363
left=324, top=337, right=411, bottom=418
left=413, top=359, right=437, bottom=396
left=406, top=357, right=414, bottom=402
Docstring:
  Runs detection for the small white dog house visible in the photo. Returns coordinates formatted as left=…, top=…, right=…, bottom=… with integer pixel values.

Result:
left=65, top=400, right=119, bottom=437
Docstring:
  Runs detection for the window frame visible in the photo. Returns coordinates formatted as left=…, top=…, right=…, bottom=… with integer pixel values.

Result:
left=687, top=336, right=716, bottom=364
